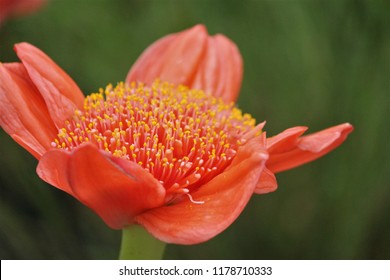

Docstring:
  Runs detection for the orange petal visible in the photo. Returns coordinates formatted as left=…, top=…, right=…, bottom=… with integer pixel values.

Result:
left=267, top=123, right=354, bottom=173
left=126, top=25, right=208, bottom=87
left=37, top=144, right=166, bottom=229
left=243, top=121, right=266, bottom=141
left=14, top=42, right=84, bottom=127
left=267, top=126, right=308, bottom=154
left=36, top=147, right=74, bottom=195
left=135, top=134, right=268, bottom=244
left=254, top=167, right=278, bottom=194
left=0, top=62, right=57, bottom=158
left=191, top=34, right=243, bottom=102
left=126, top=25, right=243, bottom=102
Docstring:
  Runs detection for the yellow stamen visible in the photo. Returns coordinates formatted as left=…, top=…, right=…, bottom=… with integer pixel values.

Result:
left=52, top=80, right=258, bottom=193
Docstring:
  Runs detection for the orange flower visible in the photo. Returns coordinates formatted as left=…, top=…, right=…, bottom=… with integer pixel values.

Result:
left=0, top=25, right=352, bottom=245
left=126, top=25, right=354, bottom=197
left=0, top=0, right=47, bottom=26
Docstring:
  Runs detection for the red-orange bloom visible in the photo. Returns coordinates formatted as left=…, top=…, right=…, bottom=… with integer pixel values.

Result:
left=0, top=25, right=352, bottom=244
left=0, top=0, right=47, bottom=26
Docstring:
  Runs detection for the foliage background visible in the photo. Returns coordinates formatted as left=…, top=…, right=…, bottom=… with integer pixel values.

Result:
left=0, top=0, right=389, bottom=259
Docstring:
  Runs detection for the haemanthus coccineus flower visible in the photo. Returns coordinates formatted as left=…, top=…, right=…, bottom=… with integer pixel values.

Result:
left=0, top=25, right=353, bottom=245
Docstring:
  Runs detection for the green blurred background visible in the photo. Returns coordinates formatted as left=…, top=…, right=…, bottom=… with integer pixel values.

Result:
left=0, top=0, right=389, bottom=259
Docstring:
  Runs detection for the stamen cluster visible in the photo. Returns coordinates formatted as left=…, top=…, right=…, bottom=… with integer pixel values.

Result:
left=53, top=81, right=256, bottom=199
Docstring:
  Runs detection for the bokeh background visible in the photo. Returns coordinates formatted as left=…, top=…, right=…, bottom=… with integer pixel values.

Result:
left=0, top=0, right=389, bottom=259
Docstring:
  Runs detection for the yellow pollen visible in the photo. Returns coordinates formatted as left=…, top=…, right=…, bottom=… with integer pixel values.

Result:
left=52, top=81, right=259, bottom=201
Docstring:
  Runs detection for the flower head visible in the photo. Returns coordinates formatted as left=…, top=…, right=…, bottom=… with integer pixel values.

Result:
left=0, top=25, right=352, bottom=244
left=53, top=81, right=258, bottom=195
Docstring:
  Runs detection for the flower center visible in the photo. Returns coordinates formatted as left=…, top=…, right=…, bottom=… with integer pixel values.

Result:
left=52, top=81, right=257, bottom=202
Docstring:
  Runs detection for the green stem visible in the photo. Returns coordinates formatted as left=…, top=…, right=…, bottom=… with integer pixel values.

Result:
left=119, top=225, right=166, bottom=260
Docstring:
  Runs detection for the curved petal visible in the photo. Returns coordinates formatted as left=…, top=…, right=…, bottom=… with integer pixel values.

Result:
left=36, top=147, right=74, bottom=195
left=37, top=143, right=166, bottom=229
left=126, top=34, right=176, bottom=85
left=267, top=123, right=354, bottom=173
left=0, top=62, right=57, bottom=158
left=243, top=121, right=266, bottom=141
left=254, top=167, right=278, bottom=194
left=14, top=42, right=84, bottom=127
left=191, top=34, right=243, bottom=102
left=126, top=25, right=208, bottom=87
left=135, top=134, right=268, bottom=244
left=267, top=126, right=308, bottom=154
left=126, top=25, right=243, bottom=102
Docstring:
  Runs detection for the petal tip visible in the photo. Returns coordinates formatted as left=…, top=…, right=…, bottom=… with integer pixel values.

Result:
left=13, top=42, right=34, bottom=53
left=268, top=122, right=354, bottom=173
left=191, top=24, right=207, bottom=33
left=342, top=122, right=354, bottom=133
